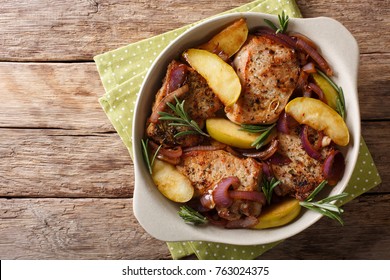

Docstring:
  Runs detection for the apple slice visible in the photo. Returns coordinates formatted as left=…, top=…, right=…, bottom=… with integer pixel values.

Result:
left=151, top=159, right=194, bottom=203
left=285, top=97, right=349, bottom=146
left=311, top=73, right=338, bottom=110
left=183, top=48, right=241, bottom=106
left=198, top=18, right=248, bottom=58
left=252, top=198, right=301, bottom=229
left=206, top=118, right=276, bottom=149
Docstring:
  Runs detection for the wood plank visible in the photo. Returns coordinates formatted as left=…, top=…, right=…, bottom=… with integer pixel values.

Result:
left=0, top=129, right=133, bottom=198
left=0, top=54, right=388, bottom=133
left=0, top=62, right=113, bottom=131
left=0, top=121, right=387, bottom=198
left=0, top=198, right=170, bottom=259
left=0, top=195, right=388, bottom=259
left=358, top=53, right=390, bottom=120
left=0, top=0, right=249, bottom=61
left=0, top=0, right=388, bottom=61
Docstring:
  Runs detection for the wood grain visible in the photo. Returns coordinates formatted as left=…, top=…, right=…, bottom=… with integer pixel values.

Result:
left=0, top=0, right=389, bottom=260
left=0, top=198, right=170, bottom=259
left=0, top=0, right=388, bottom=61
left=0, top=62, right=112, bottom=131
left=0, top=54, right=388, bottom=131
left=0, top=129, right=133, bottom=198
left=0, top=195, right=388, bottom=259
left=0, top=0, right=249, bottom=61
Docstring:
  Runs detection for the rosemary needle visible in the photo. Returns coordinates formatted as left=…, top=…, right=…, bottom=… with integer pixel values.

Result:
left=141, top=138, right=161, bottom=174
left=299, top=180, right=348, bottom=225
left=158, top=96, right=209, bottom=138
left=240, top=123, right=276, bottom=149
left=264, top=11, right=289, bottom=34
left=262, top=177, right=281, bottom=205
left=178, top=205, right=208, bottom=225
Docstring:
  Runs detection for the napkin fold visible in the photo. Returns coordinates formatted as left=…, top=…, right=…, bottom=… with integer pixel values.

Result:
left=94, top=0, right=381, bottom=260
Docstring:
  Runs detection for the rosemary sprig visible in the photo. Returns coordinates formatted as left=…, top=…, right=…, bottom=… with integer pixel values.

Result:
left=178, top=205, right=208, bottom=225
left=299, top=180, right=348, bottom=225
left=158, top=96, right=209, bottom=138
left=141, top=138, right=162, bottom=174
left=264, top=11, right=289, bottom=34
left=316, top=69, right=346, bottom=119
left=240, top=123, right=276, bottom=149
left=261, top=177, right=281, bottom=205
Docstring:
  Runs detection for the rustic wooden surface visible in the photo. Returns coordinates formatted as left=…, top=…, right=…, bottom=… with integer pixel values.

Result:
left=0, top=0, right=389, bottom=260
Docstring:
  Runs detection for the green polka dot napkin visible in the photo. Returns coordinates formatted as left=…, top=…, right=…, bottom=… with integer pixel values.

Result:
left=94, top=0, right=381, bottom=260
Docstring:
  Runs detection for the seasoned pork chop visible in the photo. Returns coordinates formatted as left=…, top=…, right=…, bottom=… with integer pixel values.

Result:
left=176, top=149, right=262, bottom=196
left=226, top=35, right=300, bottom=124
left=146, top=60, right=223, bottom=147
left=271, top=127, right=332, bottom=200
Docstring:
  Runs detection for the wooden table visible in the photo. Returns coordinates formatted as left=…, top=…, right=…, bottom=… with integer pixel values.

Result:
left=0, top=0, right=389, bottom=260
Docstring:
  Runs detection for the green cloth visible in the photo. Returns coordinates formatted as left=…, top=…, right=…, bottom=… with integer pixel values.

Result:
left=94, top=0, right=381, bottom=260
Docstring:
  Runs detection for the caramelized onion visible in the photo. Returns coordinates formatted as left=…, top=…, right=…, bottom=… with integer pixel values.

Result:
left=314, top=131, right=325, bottom=150
left=200, top=192, right=215, bottom=210
left=205, top=213, right=227, bottom=227
left=241, top=139, right=279, bottom=160
left=229, top=191, right=266, bottom=205
left=323, top=150, right=345, bottom=186
left=254, top=27, right=296, bottom=49
left=277, top=111, right=299, bottom=134
left=302, top=62, right=317, bottom=74
left=148, top=141, right=182, bottom=165
left=213, top=176, right=240, bottom=208
left=295, top=69, right=310, bottom=95
left=295, top=38, right=333, bottom=76
left=301, top=125, right=322, bottom=160
left=167, top=63, right=188, bottom=93
left=268, top=152, right=292, bottom=165
left=225, top=216, right=258, bottom=229
left=308, top=82, right=326, bottom=103
left=290, top=32, right=318, bottom=49
left=262, top=162, right=274, bottom=179
left=149, top=84, right=189, bottom=123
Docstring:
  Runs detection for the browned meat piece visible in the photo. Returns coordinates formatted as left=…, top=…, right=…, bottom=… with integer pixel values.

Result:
left=271, top=127, right=332, bottom=200
left=146, top=60, right=223, bottom=147
left=226, top=35, right=300, bottom=124
left=176, top=149, right=262, bottom=196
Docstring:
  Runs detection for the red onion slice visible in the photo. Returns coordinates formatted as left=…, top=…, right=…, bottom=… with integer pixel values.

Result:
left=167, top=63, right=188, bottom=93
left=200, top=193, right=215, bottom=210
left=308, top=82, right=327, bottom=103
left=323, top=150, right=345, bottom=186
left=241, top=139, right=279, bottom=160
left=225, top=216, right=259, bottom=229
left=254, top=27, right=297, bottom=49
left=277, top=111, right=299, bottom=134
left=212, top=176, right=240, bottom=208
left=268, top=152, right=292, bottom=165
left=302, top=62, right=317, bottom=74
left=301, top=125, right=322, bottom=160
left=290, top=32, right=318, bottom=49
left=149, top=84, right=189, bottom=123
left=229, top=191, right=266, bottom=206
left=262, top=162, right=274, bottom=179
left=148, top=141, right=182, bottom=165
left=295, top=38, right=333, bottom=76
